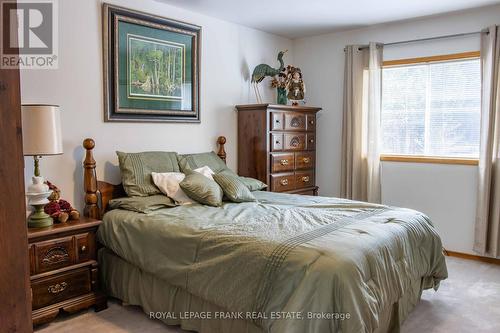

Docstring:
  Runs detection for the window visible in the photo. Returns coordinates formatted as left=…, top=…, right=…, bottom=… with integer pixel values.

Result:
left=381, top=52, right=481, bottom=162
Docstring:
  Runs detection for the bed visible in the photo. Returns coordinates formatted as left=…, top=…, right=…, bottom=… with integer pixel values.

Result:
left=82, top=137, right=448, bottom=333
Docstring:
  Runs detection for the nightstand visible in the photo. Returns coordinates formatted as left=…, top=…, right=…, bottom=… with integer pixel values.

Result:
left=28, top=217, right=107, bottom=325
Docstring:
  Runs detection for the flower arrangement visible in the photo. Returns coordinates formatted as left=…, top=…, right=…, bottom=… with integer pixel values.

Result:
left=271, top=65, right=301, bottom=88
left=270, top=65, right=304, bottom=105
left=270, top=69, right=288, bottom=89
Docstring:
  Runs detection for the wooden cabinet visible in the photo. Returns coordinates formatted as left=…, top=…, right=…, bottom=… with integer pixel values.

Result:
left=28, top=218, right=107, bottom=325
left=0, top=14, right=32, bottom=330
left=236, top=104, right=321, bottom=195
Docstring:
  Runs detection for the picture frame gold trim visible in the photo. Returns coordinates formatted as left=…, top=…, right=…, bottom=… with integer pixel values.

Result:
left=102, top=3, right=201, bottom=123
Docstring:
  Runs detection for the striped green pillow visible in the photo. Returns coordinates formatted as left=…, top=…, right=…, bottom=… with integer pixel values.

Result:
left=117, top=151, right=179, bottom=197
left=238, top=176, right=267, bottom=191
left=213, top=171, right=256, bottom=203
left=180, top=171, right=223, bottom=207
left=177, top=151, right=237, bottom=176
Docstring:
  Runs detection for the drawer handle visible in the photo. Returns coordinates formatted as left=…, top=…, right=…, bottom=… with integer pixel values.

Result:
left=301, top=176, right=310, bottom=183
left=280, top=159, right=289, bottom=166
left=290, top=117, right=302, bottom=127
left=309, top=120, right=314, bottom=125
left=48, top=282, right=67, bottom=294
left=302, top=157, right=310, bottom=163
left=309, top=139, right=315, bottom=143
left=80, top=245, right=87, bottom=253
left=42, top=247, right=69, bottom=265
left=280, top=179, right=289, bottom=186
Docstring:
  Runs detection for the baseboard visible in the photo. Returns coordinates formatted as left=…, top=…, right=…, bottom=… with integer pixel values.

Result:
left=444, top=249, right=500, bottom=265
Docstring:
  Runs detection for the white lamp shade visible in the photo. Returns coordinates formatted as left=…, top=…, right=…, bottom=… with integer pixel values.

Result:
left=22, top=105, right=63, bottom=156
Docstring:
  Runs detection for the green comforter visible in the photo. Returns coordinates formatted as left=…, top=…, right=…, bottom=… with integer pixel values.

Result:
left=98, top=191, right=448, bottom=333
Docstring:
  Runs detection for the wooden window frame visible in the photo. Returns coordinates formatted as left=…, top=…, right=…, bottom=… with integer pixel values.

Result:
left=382, top=51, right=480, bottom=67
left=380, top=154, right=478, bottom=166
left=381, top=51, right=480, bottom=166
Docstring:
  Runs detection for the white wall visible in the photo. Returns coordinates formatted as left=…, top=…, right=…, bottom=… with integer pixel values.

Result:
left=21, top=0, right=292, bottom=212
left=381, top=163, right=477, bottom=253
left=293, top=5, right=500, bottom=254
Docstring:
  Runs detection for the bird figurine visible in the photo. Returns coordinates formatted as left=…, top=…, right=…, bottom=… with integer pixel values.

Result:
left=251, top=50, right=287, bottom=103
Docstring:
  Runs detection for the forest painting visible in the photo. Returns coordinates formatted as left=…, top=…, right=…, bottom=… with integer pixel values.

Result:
left=128, top=35, right=184, bottom=100
left=104, top=4, right=200, bottom=122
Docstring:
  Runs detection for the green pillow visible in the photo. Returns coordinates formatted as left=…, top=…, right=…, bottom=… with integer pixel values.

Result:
left=117, top=151, right=179, bottom=197
left=108, top=195, right=176, bottom=213
left=238, top=176, right=267, bottom=191
left=180, top=171, right=223, bottom=207
left=213, top=172, right=256, bottom=203
left=177, top=151, right=266, bottom=192
left=178, top=151, right=237, bottom=175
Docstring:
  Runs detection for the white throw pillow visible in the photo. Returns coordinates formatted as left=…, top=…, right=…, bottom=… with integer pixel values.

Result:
left=151, top=172, right=194, bottom=205
left=193, top=166, right=215, bottom=180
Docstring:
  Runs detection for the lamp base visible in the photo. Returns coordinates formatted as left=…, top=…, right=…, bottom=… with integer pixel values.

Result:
left=28, top=204, right=53, bottom=228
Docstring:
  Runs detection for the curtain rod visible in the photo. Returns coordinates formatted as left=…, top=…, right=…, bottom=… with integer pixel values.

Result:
left=355, top=30, right=485, bottom=50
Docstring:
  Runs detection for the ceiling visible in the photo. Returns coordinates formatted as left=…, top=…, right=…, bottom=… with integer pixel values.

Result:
left=156, top=0, right=500, bottom=38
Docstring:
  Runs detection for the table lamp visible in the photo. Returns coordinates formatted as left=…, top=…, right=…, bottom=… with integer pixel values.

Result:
left=22, top=104, right=63, bottom=228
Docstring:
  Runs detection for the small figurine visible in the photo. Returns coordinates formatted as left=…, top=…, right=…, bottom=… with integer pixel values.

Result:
left=44, top=181, right=80, bottom=223
left=286, top=67, right=306, bottom=105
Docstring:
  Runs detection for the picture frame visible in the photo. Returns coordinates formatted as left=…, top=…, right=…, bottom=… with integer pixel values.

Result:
left=103, top=3, right=201, bottom=123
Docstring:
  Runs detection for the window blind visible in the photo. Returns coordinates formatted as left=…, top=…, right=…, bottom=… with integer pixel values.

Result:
left=381, top=58, right=480, bottom=158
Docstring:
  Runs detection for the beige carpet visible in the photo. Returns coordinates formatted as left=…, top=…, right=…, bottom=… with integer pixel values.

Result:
left=35, top=257, right=500, bottom=333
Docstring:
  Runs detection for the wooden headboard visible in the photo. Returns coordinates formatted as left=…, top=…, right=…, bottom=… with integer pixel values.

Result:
left=82, top=136, right=228, bottom=219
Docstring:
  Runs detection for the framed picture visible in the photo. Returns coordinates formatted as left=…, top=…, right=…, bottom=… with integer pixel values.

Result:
left=103, top=4, right=201, bottom=122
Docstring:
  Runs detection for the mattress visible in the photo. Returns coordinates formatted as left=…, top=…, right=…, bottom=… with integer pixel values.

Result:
left=98, top=191, right=448, bottom=332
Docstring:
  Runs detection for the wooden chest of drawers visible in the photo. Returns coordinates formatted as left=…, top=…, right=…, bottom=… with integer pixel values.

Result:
left=236, top=104, right=321, bottom=195
left=28, top=218, right=107, bottom=325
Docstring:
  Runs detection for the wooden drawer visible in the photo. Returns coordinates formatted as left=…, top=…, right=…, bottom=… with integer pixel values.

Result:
left=76, top=232, right=94, bottom=263
left=295, top=171, right=315, bottom=189
left=271, top=133, right=283, bottom=151
left=271, top=153, right=295, bottom=173
left=33, top=236, right=76, bottom=274
left=270, top=173, right=295, bottom=192
left=292, top=187, right=317, bottom=196
left=284, top=133, right=306, bottom=150
left=295, top=152, right=315, bottom=170
left=31, top=267, right=91, bottom=310
left=271, top=112, right=283, bottom=130
left=284, top=112, right=306, bottom=131
left=307, top=133, right=316, bottom=150
left=306, top=114, right=316, bottom=131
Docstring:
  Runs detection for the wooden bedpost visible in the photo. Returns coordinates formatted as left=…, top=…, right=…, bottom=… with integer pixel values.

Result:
left=217, top=136, right=227, bottom=163
left=83, top=138, right=99, bottom=219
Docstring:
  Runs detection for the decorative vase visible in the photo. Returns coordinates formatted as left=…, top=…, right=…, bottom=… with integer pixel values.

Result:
left=26, top=176, right=53, bottom=228
left=27, top=176, right=49, bottom=194
left=277, top=87, right=287, bottom=105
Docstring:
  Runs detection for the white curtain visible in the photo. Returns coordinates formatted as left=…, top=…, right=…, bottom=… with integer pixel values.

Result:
left=474, top=26, right=500, bottom=258
left=341, top=42, right=383, bottom=203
